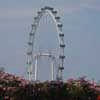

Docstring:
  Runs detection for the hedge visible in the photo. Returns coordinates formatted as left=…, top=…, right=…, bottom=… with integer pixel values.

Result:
left=0, top=71, right=99, bottom=100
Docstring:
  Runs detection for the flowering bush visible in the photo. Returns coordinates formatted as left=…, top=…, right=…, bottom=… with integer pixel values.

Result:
left=0, top=71, right=99, bottom=100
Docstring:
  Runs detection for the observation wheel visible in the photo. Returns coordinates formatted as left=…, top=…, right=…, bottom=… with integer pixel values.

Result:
left=27, top=6, right=65, bottom=81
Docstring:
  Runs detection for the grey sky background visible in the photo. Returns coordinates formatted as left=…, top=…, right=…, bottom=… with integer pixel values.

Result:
left=0, top=0, right=100, bottom=81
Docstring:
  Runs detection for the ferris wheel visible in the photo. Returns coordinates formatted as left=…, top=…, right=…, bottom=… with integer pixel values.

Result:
left=27, top=6, right=65, bottom=81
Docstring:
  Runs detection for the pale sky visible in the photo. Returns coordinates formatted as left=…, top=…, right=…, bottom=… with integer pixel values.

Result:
left=0, top=0, right=100, bottom=81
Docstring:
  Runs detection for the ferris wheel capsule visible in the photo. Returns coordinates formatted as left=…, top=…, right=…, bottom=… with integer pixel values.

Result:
left=41, top=8, right=45, bottom=11
left=27, top=52, right=32, bottom=55
left=44, top=6, right=54, bottom=11
left=37, top=11, right=42, bottom=15
left=52, top=10, right=57, bottom=14
left=59, top=67, right=64, bottom=70
left=29, top=32, right=34, bottom=36
left=55, top=16, right=60, bottom=20
left=59, top=55, right=65, bottom=59
left=59, top=33, right=64, bottom=37
left=60, top=44, right=66, bottom=48
left=55, top=16, right=60, bottom=22
left=28, top=42, right=33, bottom=45
left=31, top=24, right=36, bottom=27
left=57, top=23, right=63, bottom=27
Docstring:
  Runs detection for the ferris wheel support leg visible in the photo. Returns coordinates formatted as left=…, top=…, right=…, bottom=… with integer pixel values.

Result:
left=60, top=70, right=63, bottom=80
left=29, top=71, right=31, bottom=81
left=51, top=61, right=54, bottom=81
left=35, top=57, right=38, bottom=81
left=56, top=65, right=63, bottom=81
